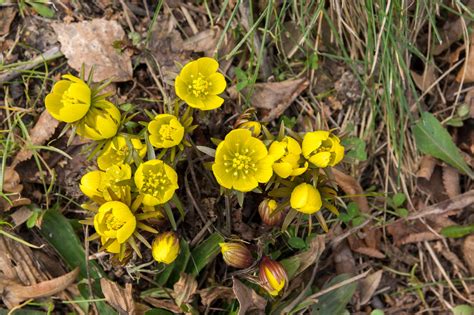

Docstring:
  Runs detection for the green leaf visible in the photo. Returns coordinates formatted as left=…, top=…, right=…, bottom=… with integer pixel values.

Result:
left=392, top=193, right=406, bottom=207
left=342, top=137, right=367, bottom=161
left=27, top=1, right=55, bottom=18
left=39, top=209, right=115, bottom=314
left=346, top=202, right=359, bottom=217
left=311, top=274, right=357, bottom=315
left=351, top=216, right=365, bottom=226
left=186, top=232, right=224, bottom=276
left=413, top=112, right=474, bottom=179
left=453, top=305, right=474, bottom=315
left=145, top=309, right=175, bottom=315
left=396, top=208, right=409, bottom=218
left=441, top=224, right=474, bottom=239
left=288, top=236, right=306, bottom=249
left=370, top=310, right=385, bottom=315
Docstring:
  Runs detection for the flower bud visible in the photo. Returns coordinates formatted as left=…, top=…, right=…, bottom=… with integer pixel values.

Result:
left=258, top=199, right=284, bottom=226
left=219, top=242, right=253, bottom=269
left=259, top=256, right=287, bottom=296
left=152, top=232, right=180, bottom=264
left=290, top=183, right=322, bottom=214
left=238, top=121, right=261, bottom=137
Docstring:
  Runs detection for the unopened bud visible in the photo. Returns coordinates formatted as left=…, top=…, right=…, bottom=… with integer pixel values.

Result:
left=219, top=242, right=253, bottom=269
left=259, top=256, right=287, bottom=296
left=258, top=199, right=284, bottom=226
left=152, top=232, right=180, bottom=264
left=238, top=121, right=261, bottom=137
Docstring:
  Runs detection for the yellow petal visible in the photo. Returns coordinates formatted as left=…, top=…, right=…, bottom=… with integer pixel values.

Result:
left=290, top=183, right=310, bottom=209
left=330, top=142, right=345, bottom=166
left=207, top=72, right=226, bottom=94
left=254, top=156, right=274, bottom=183
left=273, top=162, right=293, bottom=178
left=105, top=239, right=121, bottom=253
left=233, top=175, right=258, bottom=192
left=80, top=170, right=104, bottom=199
left=268, top=141, right=286, bottom=160
left=212, top=161, right=234, bottom=189
left=302, top=131, right=329, bottom=158
left=201, top=94, right=224, bottom=110
left=116, top=219, right=136, bottom=243
left=197, top=57, right=219, bottom=76
left=52, top=80, right=72, bottom=94
left=179, top=59, right=199, bottom=81
left=175, top=75, right=190, bottom=101
left=286, top=136, right=302, bottom=155
left=308, top=151, right=331, bottom=167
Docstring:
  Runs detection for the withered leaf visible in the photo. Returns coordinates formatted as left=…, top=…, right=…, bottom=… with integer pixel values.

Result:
left=229, top=78, right=309, bottom=122
left=358, top=269, right=383, bottom=305
left=100, top=278, right=136, bottom=315
left=232, top=277, right=266, bottom=315
left=12, top=110, right=59, bottom=167
left=0, top=7, right=17, bottom=36
left=2, top=167, right=23, bottom=193
left=332, top=168, right=369, bottom=213
left=1, top=267, right=79, bottom=309
left=411, top=65, right=437, bottom=94
left=53, top=19, right=133, bottom=82
left=442, top=165, right=461, bottom=198
left=417, top=155, right=437, bottom=180
left=456, top=32, right=474, bottom=83
left=172, top=273, right=198, bottom=307
left=462, top=234, right=474, bottom=276
left=199, top=286, right=235, bottom=306
left=182, top=27, right=222, bottom=56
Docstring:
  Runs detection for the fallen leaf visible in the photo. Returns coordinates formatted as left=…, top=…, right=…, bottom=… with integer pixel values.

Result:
left=417, top=155, right=437, bottom=180
left=172, top=273, right=198, bottom=307
left=10, top=206, right=32, bottom=227
left=465, top=88, right=474, bottom=119
left=411, top=65, right=437, bottom=94
left=0, top=194, right=31, bottom=212
left=142, top=297, right=181, bottom=313
left=100, top=278, right=136, bottom=315
left=456, top=32, right=474, bottom=82
left=2, top=167, right=23, bottom=193
left=350, top=246, right=385, bottom=259
left=462, top=234, right=474, bottom=276
left=1, top=267, right=79, bottom=309
left=358, top=269, right=383, bottom=305
left=182, top=27, right=222, bottom=56
left=229, top=78, right=309, bottom=122
left=232, top=277, right=267, bottom=315
left=12, top=110, right=59, bottom=167
left=332, top=168, right=369, bottom=213
left=442, top=165, right=461, bottom=198
left=333, top=240, right=356, bottom=276
left=199, top=286, right=235, bottom=306
left=53, top=19, right=133, bottom=82
left=281, top=235, right=325, bottom=279
left=0, top=7, right=17, bottom=36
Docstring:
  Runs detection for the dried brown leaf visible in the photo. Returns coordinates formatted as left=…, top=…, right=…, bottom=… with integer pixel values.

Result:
left=359, top=270, right=383, bottom=305
left=100, top=278, right=136, bottom=315
left=143, top=297, right=181, bottom=313
left=333, top=240, right=356, bottom=275
left=0, top=194, right=31, bottom=212
left=172, top=273, right=198, bottom=307
left=232, top=277, right=266, bottom=315
left=53, top=19, right=133, bottom=82
left=10, top=207, right=32, bottom=227
left=332, top=168, right=369, bottom=213
left=456, top=32, right=474, bottom=83
left=387, top=220, right=442, bottom=246
left=411, top=65, right=437, bottom=94
left=0, top=7, right=17, bottom=36
left=351, top=246, right=385, bottom=259
left=1, top=267, right=79, bottom=309
left=182, top=27, right=222, bottom=56
left=465, top=88, right=474, bottom=119
left=199, top=286, right=235, bottom=306
left=417, top=155, right=437, bottom=180
left=463, top=234, right=474, bottom=276
left=230, top=78, right=309, bottom=122
left=2, top=167, right=23, bottom=193
left=12, top=110, right=59, bottom=167
left=442, top=165, right=461, bottom=198
left=290, top=235, right=325, bottom=277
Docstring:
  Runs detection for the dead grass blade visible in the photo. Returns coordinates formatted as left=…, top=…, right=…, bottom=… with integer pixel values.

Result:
left=407, top=190, right=474, bottom=220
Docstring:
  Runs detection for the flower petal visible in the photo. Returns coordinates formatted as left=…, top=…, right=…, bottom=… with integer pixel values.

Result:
left=212, top=161, right=234, bottom=189
left=308, top=151, right=332, bottom=167
left=273, top=162, right=293, bottom=179
left=207, top=72, right=226, bottom=94
left=302, top=131, right=329, bottom=158
left=201, top=94, right=224, bottom=110
left=197, top=57, right=219, bottom=76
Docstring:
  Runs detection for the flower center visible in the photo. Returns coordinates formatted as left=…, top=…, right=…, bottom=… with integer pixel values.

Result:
left=159, top=124, right=176, bottom=141
left=224, top=149, right=256, bottom=178
left=189, top=74, right=211, bottom=98
left=142, top=169, right=171, bottom=197
left=62, top=88, right=88, bottom=107
left=105, top=213, right=125, bottom=230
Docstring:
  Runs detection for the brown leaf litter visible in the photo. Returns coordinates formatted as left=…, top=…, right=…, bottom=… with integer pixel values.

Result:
left=228, top=78, right=309, bottom=122
left=53, top=18, right=133, bottom=82
left=0, top=232, right=81, bottom=312
left=100, top=278, right=143, bottom=315
left=0, top=7, right=17, bottom=36
left=232, top=277, right=267, bottom=315
left=456, top=32, right=474, bottom=83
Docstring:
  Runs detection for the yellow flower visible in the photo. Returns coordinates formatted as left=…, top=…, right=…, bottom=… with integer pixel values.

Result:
left=97, top=135, right=147, bottom=170
left=94, top=201, right=136, bottom=254
left=134, top=160, right=179, bottom=206
left=239, top=121, right=261, bottom=137
left=268, top=136, right=308, bottom=178
left=302, top=131, right=344, bottom=168
left=45, top=74, right=91, bottom=123
left=290, top=183, right=322, bottom=214
left=175, top=57, right=227, bottom=110
left=76, top=100, right=121, bottom=141
left=219, top=242, right=253, bottom=269
left=79, top=164, right=131, bottom=202
left=212, top=129, right=273, bottom=192
left=152, top=232, right=180, bottom=264
left=259, top=256, right=287, bottom=296
left=148, top=114, right=185, bottom=148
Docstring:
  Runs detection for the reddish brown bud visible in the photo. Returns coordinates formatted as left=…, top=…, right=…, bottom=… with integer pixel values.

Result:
left=259, top=256, right=288, bottom=296
left=219, top=242, right=254, bottom=269
left=258, top=199, right=284, bottom=226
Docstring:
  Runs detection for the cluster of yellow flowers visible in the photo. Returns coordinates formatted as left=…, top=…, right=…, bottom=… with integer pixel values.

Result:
left=44, top=58, right=226, bottom=262
left=44, top=56, right=344, bottom=296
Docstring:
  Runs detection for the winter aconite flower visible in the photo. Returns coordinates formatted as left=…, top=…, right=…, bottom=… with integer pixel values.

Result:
left=134, top=160, right=179, bottom=206
left=258, top=199, right=284, bottom=226
left=212, top=129, right=273, bottom=192
left=302, top=131, right=344, bottom=168
left=148, top=114, right=185, bottom=149
left=76, top=100, right=121, bottom=141
left=239, top=121, right=261, bottom=137
left=259, top=256, right=288, bottom=296
left=290, top=183, right=322, bottom=214
left=152, top=232, right=180, bottom=264
left=45, top=74, right=91, bottom=123
left=79, top=164, right=132, bottom=203
left=269, top=136, right=308, bottom=178
left=94, top=201, right=136, bottom=253
left=219, top=242, right=253, bottom=269
left=97, top=135, right=147, bottom=170
left=175, top=57, right=226, bottom=110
